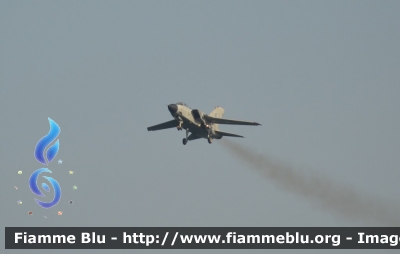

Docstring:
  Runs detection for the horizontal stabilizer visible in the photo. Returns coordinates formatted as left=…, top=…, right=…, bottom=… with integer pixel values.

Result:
left=215, top=130, right=244, bottom=138
left=188, top=133, right=201, bottom=140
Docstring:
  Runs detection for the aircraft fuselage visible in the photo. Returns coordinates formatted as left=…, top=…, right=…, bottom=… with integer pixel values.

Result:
left=168, top=103, right=219, bottom=139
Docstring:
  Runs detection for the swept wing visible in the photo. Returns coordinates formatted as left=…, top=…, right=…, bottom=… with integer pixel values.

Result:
left=204, top=115, right=261, bottom=126
left=147, top=120, right=178, bottom=131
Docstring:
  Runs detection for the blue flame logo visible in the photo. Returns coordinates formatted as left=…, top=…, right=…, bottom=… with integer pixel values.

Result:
left=34, top=118, right=60, bottom=165
left=30, top=118, right=62, bottom=209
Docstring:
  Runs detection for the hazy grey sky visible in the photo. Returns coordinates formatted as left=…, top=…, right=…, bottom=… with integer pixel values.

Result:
left=1, top=1, right=400, bottom=253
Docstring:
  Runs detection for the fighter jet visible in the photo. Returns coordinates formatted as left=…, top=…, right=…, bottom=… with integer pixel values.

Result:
left=147, top=102, right=261, bottom=145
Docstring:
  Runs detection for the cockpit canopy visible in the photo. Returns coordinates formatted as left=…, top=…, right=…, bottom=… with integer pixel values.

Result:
left=176, top=102, right=190, bottom=108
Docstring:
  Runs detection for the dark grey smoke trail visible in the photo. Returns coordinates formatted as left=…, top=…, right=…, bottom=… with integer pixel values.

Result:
left=220, top=139, right=399, bottom=225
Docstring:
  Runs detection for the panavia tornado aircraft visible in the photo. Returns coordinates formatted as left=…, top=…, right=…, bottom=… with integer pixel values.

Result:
left=147, top=102, right=261, bottom=145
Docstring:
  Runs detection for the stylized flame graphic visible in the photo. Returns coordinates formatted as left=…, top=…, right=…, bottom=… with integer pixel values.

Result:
left=42, top=183, right=50, bottom=192
left=34, top=118, right=60, bottom=165
left=29, top=168, right=62, bottom=209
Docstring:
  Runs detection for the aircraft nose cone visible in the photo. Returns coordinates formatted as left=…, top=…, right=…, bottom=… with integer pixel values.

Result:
left=168, top=104, right=178, bottom=114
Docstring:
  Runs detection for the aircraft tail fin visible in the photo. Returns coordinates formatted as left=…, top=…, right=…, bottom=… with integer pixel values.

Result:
left=209, top=106, right=225, bottom=118
left=209, top=106, right=224, bottom=130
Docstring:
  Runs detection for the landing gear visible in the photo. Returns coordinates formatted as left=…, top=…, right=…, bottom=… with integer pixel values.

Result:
left=182, top=128, right=189, bottom=145
left=206, top=124, right=213, bottom=144
left=177, top=121, right=183, bottom=130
